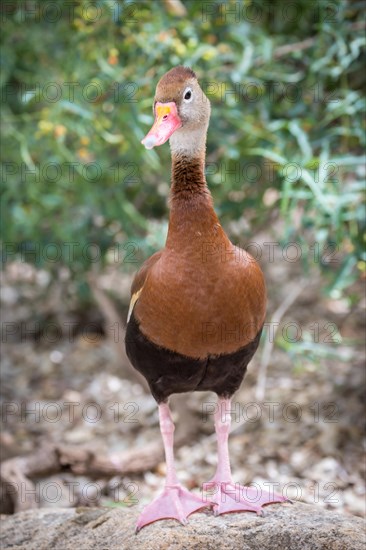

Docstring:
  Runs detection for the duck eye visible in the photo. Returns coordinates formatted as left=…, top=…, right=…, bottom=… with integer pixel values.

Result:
left=183, top=87, right=193, bottom=102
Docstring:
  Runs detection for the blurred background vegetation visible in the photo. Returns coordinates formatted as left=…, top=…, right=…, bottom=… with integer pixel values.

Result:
left=1, top=0, right=366, bottom=519
left=1, top=0, right=365, bottom=311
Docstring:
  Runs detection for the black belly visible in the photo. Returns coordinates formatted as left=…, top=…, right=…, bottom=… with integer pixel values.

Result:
left=125, top=312, right=263, bottom=403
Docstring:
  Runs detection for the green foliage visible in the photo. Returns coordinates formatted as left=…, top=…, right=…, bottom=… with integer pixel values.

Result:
left=1, top=0, right=365, bottom=295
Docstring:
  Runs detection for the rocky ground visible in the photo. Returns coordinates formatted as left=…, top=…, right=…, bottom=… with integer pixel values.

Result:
left=1, top=503, right=365, bottom=550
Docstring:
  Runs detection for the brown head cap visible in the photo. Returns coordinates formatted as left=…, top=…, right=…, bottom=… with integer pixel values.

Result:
left=155, top=66, right=197, bottom=104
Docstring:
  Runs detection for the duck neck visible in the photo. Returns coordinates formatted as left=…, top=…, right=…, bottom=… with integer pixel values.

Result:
left=170, top=152, right=208, bottom=199
left=166, top=149, right=220, bottom=251
left=169, top=126, right=209, bottom=200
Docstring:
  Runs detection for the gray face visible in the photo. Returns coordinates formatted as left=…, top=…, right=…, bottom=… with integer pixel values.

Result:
left=175, top=79, right=211, bottom=130
left=155, top=68, right=211, bottom=129
left=152, top=67, right=211, bottom=156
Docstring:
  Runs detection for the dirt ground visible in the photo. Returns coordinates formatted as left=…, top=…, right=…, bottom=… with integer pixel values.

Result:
left=1, top=237, right=365, bottom=519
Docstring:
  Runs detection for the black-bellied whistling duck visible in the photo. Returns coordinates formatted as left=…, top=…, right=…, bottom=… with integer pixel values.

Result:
left=125, top=66, right=286, bottom=532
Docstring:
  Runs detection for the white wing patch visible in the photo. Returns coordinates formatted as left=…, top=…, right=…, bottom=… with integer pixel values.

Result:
left=127, top=288, right=143, bottom=323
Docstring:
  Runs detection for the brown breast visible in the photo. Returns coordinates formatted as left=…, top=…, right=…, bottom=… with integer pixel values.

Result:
left=134, top=222, right=266, bottom=359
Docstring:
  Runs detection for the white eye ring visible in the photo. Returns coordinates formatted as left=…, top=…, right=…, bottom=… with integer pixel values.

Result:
left=183, top=87, right=193, bottom=103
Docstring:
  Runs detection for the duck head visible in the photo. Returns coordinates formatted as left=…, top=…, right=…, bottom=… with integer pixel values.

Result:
left=141, top=66, right=211, bottom=156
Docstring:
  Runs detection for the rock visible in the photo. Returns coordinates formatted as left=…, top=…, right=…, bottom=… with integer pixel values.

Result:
left=0, top=502, right=364, bottom=550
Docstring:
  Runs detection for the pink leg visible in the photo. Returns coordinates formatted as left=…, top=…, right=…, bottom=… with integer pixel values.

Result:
left=136, top=402, right=212, bottom=532
left=203, top=397, right=287, bottom=516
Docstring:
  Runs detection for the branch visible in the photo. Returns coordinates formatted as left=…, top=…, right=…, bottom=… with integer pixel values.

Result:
left=255, top=21, right=366, bottom=66
left=0, top=419, right=200, bottom=513
left=87, top=272, right=149, bottom=392
left=255, top=280, right=308, bottom=401
left=163, top=0, right=187, bottom=17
